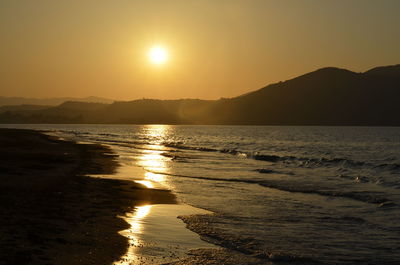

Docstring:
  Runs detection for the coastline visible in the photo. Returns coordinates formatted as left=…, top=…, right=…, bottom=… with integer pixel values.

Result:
left=1, top=124, right=399, bottom=264
left=0, top=127, right=287, bottom=265
left=0, top=128, right=176, bottom=265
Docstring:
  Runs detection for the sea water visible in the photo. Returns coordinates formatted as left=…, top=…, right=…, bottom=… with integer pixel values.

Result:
left=2, top=124, right=399, bottom=264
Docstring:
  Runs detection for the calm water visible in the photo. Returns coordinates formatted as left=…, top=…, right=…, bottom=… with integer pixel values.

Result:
left=2, top=124, right=400, bottom=264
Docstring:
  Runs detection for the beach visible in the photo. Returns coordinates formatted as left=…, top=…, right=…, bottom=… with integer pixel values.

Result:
left=0, top=129, right=176, bottom=265
left=1, top=1, right=400, bottom=264
left=0, top=128, right=267, bottom=265
left=1, top=125, right=399, bottom=265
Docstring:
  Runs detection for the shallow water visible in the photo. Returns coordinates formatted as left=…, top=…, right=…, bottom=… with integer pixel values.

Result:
left=114, top=204, right=214, bottom=265
left=2, top=124, right=400, bottom=264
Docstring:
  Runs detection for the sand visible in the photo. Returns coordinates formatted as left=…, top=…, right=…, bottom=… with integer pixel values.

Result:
left=0, top=128, right=276, bottom=265
left=0, top=128, right=175, bottom=265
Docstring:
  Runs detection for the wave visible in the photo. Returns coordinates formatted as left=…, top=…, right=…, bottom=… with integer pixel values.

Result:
left=179, top=215, right=322, bottom=264
left=257, top=181, right=391, bottom=205
left=164, top=142, right=219, bottom=152
left=57, top=130, right=400, bottom=173
left=147, top=170, right=392, bottom=205
left=162, top=142, right=400, bottom=171
left=375, top=163, right=400, bottom=171
left=160, top=152, right=191, bottom=162
left=98, top=133, right=119, bottom=137
left=86, top=138, right=164, bottom=151
left=57, top=130, right=92, bottom=136
left=88, top=138, right=143, bottom=145
left=252, top=154, right=286, bottom=162
left=66, top=135, right=398, bottom=173
left=147, top=171, right=260, bottom=185
left=252, top=154, right=367, bottom=168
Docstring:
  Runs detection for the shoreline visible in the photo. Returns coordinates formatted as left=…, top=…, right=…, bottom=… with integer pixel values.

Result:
left=0, top=127, right=271, bottom=265
left=0, top=128, right=176, bottom=265
left=1, top=125, right=399, bottom=264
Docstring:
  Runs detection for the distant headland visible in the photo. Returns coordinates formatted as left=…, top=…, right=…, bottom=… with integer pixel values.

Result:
left=1, top=64, right=399, bottom=126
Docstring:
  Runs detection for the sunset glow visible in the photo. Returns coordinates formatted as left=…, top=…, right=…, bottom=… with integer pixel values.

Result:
left=148, top=46, right=168, bottom=65
left=2, top=1, right=400, bottom=265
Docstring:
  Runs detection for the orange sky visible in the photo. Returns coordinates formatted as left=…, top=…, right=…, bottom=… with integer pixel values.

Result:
left=1, top=0, right=399, bottom=100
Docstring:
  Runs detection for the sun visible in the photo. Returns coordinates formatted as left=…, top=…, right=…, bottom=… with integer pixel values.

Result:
left=148, top=45, right=168, bottom=65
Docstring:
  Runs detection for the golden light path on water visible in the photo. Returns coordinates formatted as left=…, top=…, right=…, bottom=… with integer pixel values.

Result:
left=37, top=125, right=216, bottom=265
left=113, top=125, right=215, bottom=264
left=115, top=125, right=173, bottom=264
left=138, top=125, right=170, bottom=187
left=115, top=204, right=153, bottom=265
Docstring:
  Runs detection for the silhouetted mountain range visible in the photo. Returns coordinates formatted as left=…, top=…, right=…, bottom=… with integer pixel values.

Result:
left=1, top=64, right=399, bottom=125
left=0, top=96, right=114, bottom=107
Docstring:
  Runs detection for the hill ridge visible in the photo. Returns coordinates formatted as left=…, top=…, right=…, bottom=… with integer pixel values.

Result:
left=1, top=64, right=399, bottom=125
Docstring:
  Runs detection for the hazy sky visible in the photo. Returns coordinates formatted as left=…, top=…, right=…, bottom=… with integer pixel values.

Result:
left=1, top=0, right=399, bottom=100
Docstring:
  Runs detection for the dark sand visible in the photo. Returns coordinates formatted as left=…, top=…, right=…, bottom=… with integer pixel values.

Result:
left=0, top=128, right=275, bottom=265
left=166, top=249, right=273, bottom=265
left=0, top=129, right=175, bottom=265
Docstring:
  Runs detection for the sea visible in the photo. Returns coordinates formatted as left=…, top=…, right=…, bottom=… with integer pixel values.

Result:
left=2, top=124, right=399, bottom=264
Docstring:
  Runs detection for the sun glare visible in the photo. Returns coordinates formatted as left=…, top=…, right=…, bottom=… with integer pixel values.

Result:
left=148, top=45, right=168, bottom=65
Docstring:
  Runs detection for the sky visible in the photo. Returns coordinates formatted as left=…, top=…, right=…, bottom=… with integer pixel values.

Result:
left=0, top=0, right=399, bottom=100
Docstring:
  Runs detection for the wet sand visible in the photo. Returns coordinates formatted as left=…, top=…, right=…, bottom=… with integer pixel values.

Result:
left=0, top=128, right=274, bottom=265
left=114, top=204, right=217, bottom=265
left=0, top=129, right=175, bottom=265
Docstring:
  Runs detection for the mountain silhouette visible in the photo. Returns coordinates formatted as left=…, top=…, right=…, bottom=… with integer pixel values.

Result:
left=0, top=96, right=114, bottom=107
left=1, top=64, right=399, bottom=125
left=204, top=66, right=400, bottom=125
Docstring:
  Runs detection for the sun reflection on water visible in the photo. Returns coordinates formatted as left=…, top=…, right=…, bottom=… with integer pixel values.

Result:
left=114, top=205, right=153, bottom=265
left=129, top=205, right=152, bottom=233
left=144, top=171, right=166, bottom=184
left=143, top=124, right=170, bottom=144
left=137, top=125, right=171, bottom=187
left=115, top=125, right=172, bottom=264
left=138, top=152, right=165, bottom=170
left=135, top=180, right=154, bottom=189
